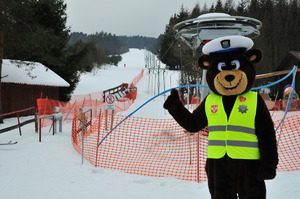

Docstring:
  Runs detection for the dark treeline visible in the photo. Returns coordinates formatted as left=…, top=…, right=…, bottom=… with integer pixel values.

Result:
left=159, top=0, right=300, bottom=87
left=118, top=35, right=158, bottom=51
left=68, top=32, right=128, bottom=55
left=69, top=32, right=159, bottom=55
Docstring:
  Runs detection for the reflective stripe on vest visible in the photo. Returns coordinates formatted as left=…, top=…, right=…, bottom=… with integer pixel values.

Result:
left=208, top=125, right=256, bottom=135
left=205, top=91, right=260, bottom=160
left=208, top=140, right=258, bottom=148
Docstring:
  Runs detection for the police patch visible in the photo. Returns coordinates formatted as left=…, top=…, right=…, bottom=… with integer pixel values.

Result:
left=238, top=105, right=248, bottom=114
left=211, top=105, right=218, bottom=114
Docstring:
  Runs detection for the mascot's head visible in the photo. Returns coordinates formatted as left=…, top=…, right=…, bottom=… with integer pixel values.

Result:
left=198, top=35, right=262, bottom=96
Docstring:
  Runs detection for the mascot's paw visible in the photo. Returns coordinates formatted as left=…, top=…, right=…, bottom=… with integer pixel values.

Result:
left=257, top=160, right=277, bottom=181
left=163, top=89, right=182, bottom=111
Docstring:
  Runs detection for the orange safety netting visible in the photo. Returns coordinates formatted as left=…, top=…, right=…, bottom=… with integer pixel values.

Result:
left=36, top=69, right=144, bottom=127
left=71, top=110, right=300, bottom=183
left=72, top=113, right=208, bottom=182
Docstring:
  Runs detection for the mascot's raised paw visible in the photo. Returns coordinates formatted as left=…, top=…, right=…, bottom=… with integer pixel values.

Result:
left=163, top=89, right=182, bottom=111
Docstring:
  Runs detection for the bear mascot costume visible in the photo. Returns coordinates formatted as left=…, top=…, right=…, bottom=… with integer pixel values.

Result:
left=163, top=35, right=278, bottom=199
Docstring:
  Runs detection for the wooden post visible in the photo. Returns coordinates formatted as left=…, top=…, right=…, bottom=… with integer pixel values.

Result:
left=34, top=112, right=38, bottom=133
left=17, top=113, right=22, bottom=136
left=95, top=110, right=102, bottom=167
left=39, top=118, right=42, bottom=142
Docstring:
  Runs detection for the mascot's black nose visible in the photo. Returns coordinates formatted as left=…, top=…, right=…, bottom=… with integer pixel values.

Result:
left=225, top=75, right=235, bottom=82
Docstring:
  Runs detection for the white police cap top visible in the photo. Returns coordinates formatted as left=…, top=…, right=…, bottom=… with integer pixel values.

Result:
left=202, top=35, right=254, bottom=55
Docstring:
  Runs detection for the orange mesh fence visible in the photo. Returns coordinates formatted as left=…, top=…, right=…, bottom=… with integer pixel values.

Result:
left=71, top=111, right=300, bottom=182
left=130, top=69, right=144, bottom=88
left=72, top=112, right=209, bottom=182
left=274, top=114, right=300, bottom=171
left=36, top=69, right=144, bottom=127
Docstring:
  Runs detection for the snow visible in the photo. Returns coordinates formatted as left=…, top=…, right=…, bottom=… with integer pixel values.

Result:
left=2, top=59, right=70, bottom=87
left=1, top=49, right=300, bottom=199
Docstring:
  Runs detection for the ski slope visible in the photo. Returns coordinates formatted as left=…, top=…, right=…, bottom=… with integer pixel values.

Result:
left=0, top=49, right=300, bottom=199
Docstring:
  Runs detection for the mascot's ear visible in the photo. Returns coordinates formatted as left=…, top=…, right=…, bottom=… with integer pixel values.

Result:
left=244, top=48, right=262, bottom=64
left=198, top=54, right=211, bottom=70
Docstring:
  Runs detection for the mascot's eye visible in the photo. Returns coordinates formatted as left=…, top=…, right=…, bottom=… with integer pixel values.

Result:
left=217, top=62, right=226, bottom=71
left=231, top=60, right=240, bottom=69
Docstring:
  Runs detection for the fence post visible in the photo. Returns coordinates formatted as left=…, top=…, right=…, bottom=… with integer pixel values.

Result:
left=39, top=118, right=42, bottom=142
left=79, top=110, right=86, bottom=165
left=52, top=115, right=55, bottom=135
left=110, top=110, right=115, bottom=131
left=34, top=112, right=38, bottom=133
left=105, top=109, right=108, bottom=130
left=17, top=113, right=22, bottom=136
left=95, top=110, right=102, bottom=167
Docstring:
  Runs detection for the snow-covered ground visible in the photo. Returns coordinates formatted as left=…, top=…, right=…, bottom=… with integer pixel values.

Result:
left=1, top=49, right=300, bottom=199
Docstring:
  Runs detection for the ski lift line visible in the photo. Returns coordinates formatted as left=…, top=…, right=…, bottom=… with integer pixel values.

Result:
left=97, top=67, right=297, bottom=147
left=159, top=39, right=176, bottom=61
left=276, top=65, right=298, bottom=143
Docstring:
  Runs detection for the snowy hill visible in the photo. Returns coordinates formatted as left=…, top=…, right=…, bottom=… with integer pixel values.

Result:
left=0, top=49, right=300, bottom=199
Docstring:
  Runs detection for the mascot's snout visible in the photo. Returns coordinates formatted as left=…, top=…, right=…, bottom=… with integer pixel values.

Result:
left=214, top=69, right=248, bottom=96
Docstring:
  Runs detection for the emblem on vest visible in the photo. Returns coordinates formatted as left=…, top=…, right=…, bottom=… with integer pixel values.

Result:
left=238, top=105, right=248, bottom=114
left=239, top=96, right=246, bottom=102
left=211, top=105, right=218, bottom=114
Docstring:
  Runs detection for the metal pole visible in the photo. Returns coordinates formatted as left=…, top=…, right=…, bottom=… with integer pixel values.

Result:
left=110, top=110, right=115, bottom=131
left=52, top=115, right=55, bottom=135
left=105, top=109, right=108, bottom=130
left=157, top=60, right=160, bottom=94
left=187, top=85, right=190, bottom=111
left=81, top=129, right=85, bottom=165
left=0, top=31, right=4, bottom=123
left=81, top=112, right=86, bottom=165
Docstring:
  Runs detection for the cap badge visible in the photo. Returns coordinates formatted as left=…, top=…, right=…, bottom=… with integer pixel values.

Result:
left=220, top=39, right=230, bottom=49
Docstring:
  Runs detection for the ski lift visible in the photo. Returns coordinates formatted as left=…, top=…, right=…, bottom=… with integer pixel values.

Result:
left=173, top=13, right=262, bottom=51
left=173, top=13, right=262, bottom=99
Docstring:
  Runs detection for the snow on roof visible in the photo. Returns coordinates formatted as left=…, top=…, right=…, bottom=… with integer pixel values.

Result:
left=2, top=59, right=70, bottom=87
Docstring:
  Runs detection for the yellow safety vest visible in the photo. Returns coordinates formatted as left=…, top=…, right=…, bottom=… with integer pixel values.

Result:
left=205, top=91, right=260, bottom=160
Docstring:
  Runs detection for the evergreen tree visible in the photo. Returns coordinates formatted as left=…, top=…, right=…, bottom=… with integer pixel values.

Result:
left=215, top=0, right=224, bottom=12
left=190, top=3, right=201, bottom=18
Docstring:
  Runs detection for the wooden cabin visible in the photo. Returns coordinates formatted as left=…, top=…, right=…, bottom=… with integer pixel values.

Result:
left=1, top=59, right=69, bottom=116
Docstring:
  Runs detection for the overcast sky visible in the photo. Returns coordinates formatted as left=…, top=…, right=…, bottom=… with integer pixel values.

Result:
left=64, top=0, right=224, bottom=38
